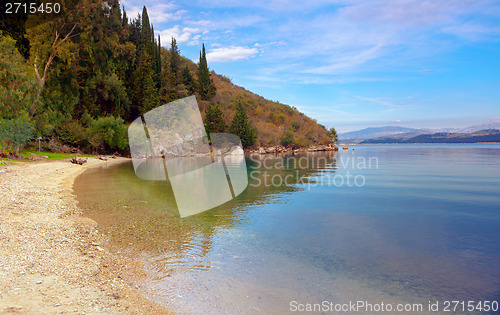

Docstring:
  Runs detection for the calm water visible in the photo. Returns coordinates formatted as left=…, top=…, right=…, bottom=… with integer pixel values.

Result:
left=74, top=144, right=500, bottom=314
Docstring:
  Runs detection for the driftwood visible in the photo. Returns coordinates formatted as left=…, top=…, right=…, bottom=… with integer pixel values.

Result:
left=70, top=157, right=87, bottom=165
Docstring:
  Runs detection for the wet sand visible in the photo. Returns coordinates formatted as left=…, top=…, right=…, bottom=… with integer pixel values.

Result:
left=0, top=158, right=171, bottom=314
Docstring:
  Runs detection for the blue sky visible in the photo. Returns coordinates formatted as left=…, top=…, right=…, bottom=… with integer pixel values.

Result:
left=122, top=0, right=500, bottom=132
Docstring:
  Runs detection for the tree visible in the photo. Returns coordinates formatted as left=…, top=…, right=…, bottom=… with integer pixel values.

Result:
left=170, top=37, right=180, bottom=81
left=0, top=34, right=40, bottom=119
left=198, top=43, right=215, bottom=100
left=122, top=6, right=128, bottom=27
left=328, top=127, right=338, bottom=143
left=131, top=50, right=159, bottom=114
left=229, top=101, right=256, bottom=148
left=181, top=65, right=195, bottom=93
left=204, top=103, right=226, bottom=136
left=129, top=6, right=159, bottom=115
left=32, top=23, right=78, bottom=96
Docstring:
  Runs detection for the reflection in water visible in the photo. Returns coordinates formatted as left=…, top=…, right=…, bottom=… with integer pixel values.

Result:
left=74, top=153, right=333, bottom=274
left=75, top=145, right=500, bottom=314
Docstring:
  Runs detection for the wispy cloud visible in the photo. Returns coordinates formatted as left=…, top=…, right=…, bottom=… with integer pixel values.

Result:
left=442, top=21, right=500, bottom=41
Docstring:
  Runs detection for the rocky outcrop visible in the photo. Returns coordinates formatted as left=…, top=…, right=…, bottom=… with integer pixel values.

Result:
left=252, top=144, right=338, bottom=154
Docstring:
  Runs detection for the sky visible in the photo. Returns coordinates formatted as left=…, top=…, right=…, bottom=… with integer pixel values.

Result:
left=122, top=0, right=500, bottom=132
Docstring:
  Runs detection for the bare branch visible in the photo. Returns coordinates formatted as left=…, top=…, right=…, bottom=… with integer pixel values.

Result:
left=33, top=23, right=80, bottom=93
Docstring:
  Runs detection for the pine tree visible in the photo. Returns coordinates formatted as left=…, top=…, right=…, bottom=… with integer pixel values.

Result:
left=204, top=103, right=226, bottom=136
left=198, top=43, right=216, bottom=100
left=229, top=101, right=256, bottom=148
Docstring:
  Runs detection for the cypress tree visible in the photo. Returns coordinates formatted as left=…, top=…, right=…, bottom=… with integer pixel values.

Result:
left=229, top=101, right=256, bottom=148
left=129, top=6, right=159, bottom=114
left=140, top=7, right=151, bottom=52
left=122, top=6, right=128, bottom=27
left=198, top=43, right=215, bottom=100
left=170, top=37, right=180, bottom=76
left=157, top=35, right=162, bottom=88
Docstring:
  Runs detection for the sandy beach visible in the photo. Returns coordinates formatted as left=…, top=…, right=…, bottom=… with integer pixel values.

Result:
left=0, top=158, right=170, bottom=314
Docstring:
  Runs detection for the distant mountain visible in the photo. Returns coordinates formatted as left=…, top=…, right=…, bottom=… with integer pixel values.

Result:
left=425, top=120, right=500, bottom=134
left=456, top=121, right=500, bottom=133
left=362, top=129, right=500, bottom=144
left=339, top=126, right=423, bottom=140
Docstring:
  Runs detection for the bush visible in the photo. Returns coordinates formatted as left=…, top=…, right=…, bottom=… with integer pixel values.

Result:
left=281, top=131, right=294, bottom=147
left=54, top=117, right=86, bottom=146
left=0, top=114, right=35, bottom=156
left=87, top=116, right=128, bottom=153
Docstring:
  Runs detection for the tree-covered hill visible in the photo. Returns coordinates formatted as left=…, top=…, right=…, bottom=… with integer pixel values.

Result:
left=0, top=0, right=331, bottom=156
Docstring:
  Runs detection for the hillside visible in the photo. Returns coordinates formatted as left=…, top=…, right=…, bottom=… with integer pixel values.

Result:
left=362, top=129, right=500, bottom=144
left=207, top=73, right=331, bottom=147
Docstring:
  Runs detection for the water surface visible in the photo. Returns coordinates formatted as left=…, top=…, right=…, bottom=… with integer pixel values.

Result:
left=74, top=144, right=500, bottom=313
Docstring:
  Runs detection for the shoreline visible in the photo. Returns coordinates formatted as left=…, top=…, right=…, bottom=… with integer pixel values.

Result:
left=0, top=158, right=170, bottom=314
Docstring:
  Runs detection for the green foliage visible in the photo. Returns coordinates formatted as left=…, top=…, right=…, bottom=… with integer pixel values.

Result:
left=220, top=75, right=231, bottom=83
left=81, top=112, right=93, bottom=128
left=170, top=37, right=180, bottom=81
left=0, top=7, right=30, bottom=59
left=281, top=131, right=294, bottom=147
left=198, top=43, right=216, bottom=100
left=328, top=127, right=338, bottom=143
left=291, top=121, right=300, bottom=132
left=0, top=34, right=39, bottom=119
left=54, top=117, right=86, bottom=146
left=87, top=116, right=128, bottom=153
left=131, top=50, right=159, bottom=114
left=204, top=103, right=226, bottom=136
left=181, top=65, right=195, bottom=93
left=86, top=72, right=130, bottom=117
left=229, top=101, right=257, bottom=148
left=0, top=114, right=35, bottom=156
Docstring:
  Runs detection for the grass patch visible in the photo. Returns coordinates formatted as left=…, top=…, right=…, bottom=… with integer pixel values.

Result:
left=21, top=150, right=94, bottom=160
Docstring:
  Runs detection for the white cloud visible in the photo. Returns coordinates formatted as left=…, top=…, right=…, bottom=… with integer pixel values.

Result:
left=206, top=46, right=259, bottom=62
left=158, top=26, right=201, bottom=45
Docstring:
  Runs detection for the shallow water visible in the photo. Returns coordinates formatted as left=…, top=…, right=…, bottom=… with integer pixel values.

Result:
left=75, top=144, right=500, bottom=313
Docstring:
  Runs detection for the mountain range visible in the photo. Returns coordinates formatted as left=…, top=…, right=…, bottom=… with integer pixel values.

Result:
left=361, top=129, right=500, bottom=144
left=340, top=121, right=500, bottom=143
